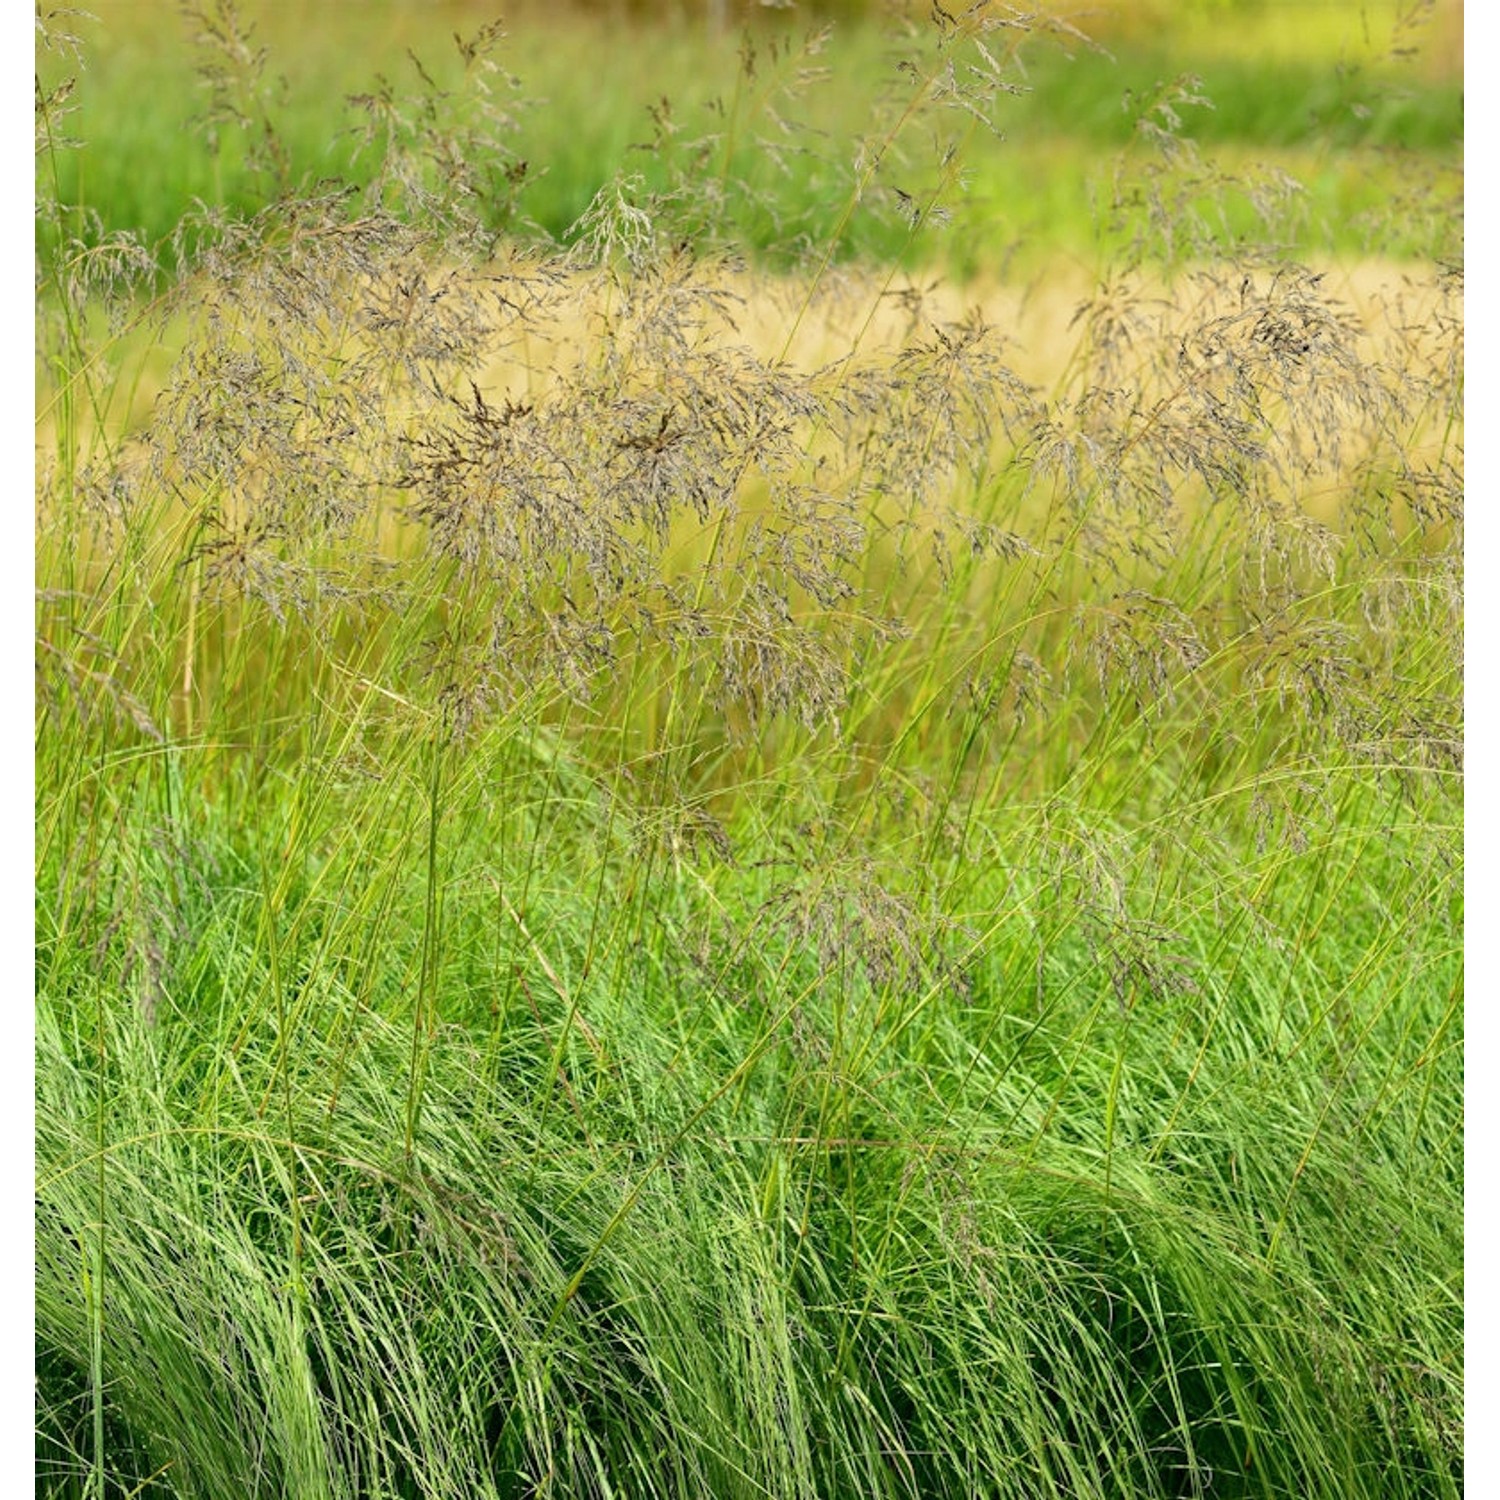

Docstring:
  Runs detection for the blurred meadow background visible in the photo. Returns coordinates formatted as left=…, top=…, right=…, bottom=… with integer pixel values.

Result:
left=36, top=2, right=1462, bottom=1496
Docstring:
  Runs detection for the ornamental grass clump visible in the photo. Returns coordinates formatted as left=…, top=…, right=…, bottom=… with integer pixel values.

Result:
left=36, top=3, right=1461, bottom=1497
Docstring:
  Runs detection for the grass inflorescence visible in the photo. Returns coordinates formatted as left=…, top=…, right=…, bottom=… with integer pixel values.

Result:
left=36, top=3, right=1461, bottom=1496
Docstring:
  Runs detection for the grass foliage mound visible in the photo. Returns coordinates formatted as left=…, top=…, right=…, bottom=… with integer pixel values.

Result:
left=36, top=4, right=1461, bottom=1496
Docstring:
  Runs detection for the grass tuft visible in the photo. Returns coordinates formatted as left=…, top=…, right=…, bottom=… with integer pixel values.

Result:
left=36, top=2, right=1461, bottom=1496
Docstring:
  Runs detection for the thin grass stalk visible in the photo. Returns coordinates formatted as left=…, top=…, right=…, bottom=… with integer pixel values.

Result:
left=405, top=717, right=447, bottom=1163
